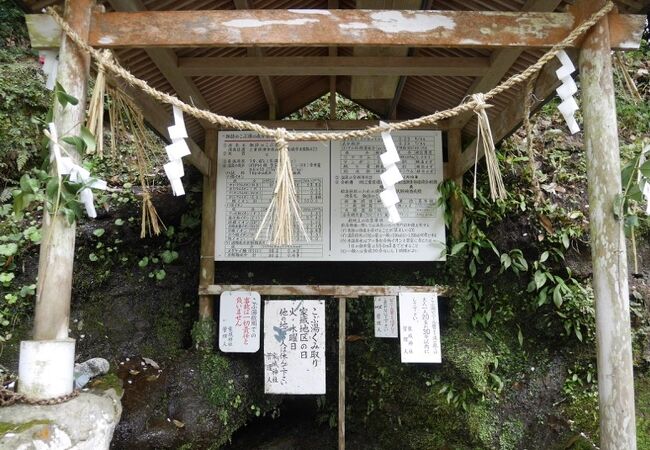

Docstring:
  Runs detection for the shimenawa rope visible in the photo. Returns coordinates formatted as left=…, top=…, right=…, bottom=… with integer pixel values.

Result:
left=46, top=2, right=614, bottom=244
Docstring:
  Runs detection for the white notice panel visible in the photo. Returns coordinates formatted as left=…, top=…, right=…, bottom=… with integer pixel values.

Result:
left=219, top=291, right=261, bottom=353
left=215, top=130, right=445, bottom=261
left=330, top=132, right=445, bottom=260
left=264, top=300, right=326, bottom=394
left=398, top=292, right=441, bottom=363
left=216, top=131, right=330, bottom=260
left=374, top=296, right=398, bottom=338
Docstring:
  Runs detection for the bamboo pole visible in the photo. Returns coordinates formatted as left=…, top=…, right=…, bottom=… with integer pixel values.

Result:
left=33, top=0, right=94, bottom=340
left=338, top=296, right=347, bottom=450
left=198, top=129, right=218, bottom=322
left=579, top=3, right=637, bottom=448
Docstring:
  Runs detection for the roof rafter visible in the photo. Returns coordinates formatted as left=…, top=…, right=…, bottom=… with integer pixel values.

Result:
left=176, top=56, right=491, bottom=77
left=451, top=0, right=564, bottom=130
left=107, top=0, right=215, bottom=131
left=233, top=0, right=279, bottom=120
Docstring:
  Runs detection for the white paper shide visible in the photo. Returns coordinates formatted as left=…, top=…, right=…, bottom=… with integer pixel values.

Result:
left=399, top=292, right=441, bottom=363
left=47, top=123, right=107, bottom=218
left=219, top=291, right=261, bottom=353
left=164, top=106, right=191, bottom=196
left=378, top=121, right=403, bottom=223
left=374, top=295, right=398, bottom=338
left=555, top=50, right=580, bottom=135
left=264, top=300, right=326, bottom=394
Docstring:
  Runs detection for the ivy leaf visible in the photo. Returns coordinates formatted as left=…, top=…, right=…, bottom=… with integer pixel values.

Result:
left=561, top=233, right=570, bottom=250
left=469, top=258, right=476, bottom=278
left=553, top=285, right=563, bottom=308
left=534, top=270, right=546, bottom=290
left=80, top=127, right=96, bottom=153
left=61, top=136, right=86, bottom=154
left=450, top=242, right=467, bottom=256
left=539, top=251, right=549, bottom=263
left=517, top=326, right=524, bottom=347
left=55, top=82, right=78, bottom=108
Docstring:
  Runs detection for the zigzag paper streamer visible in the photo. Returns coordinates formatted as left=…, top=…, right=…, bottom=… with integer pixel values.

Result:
left=164, top=106, right=190, bottom=196
left=46, top=123, right=107, bottom=218
left=555, top=50, right=580, bottom=135
left=378, top=122, right=403, bottom=223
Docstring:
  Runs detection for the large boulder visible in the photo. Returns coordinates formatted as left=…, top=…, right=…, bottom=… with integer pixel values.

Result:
left=0, top=388, right=122, bottom=450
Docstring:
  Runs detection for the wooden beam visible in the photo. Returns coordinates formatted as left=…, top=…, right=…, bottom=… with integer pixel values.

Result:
left=33, top=0, right=94, bottom=341
left=86, top=10, right=646, bottom=49
left=457, top=54, right=562, bottom=177
left=118, top=83, right=211, bottom=175
left=233, top=0, right=279, bottom=120
left=225, top=119, right=448, bottom=130
left=579, top=1, right=636, bottom=447
left=451, top=0, right=564, bottom=130
left=107, top=0, right=214, bottom=129
left=338, top=296, right=346, bottom=450
left=198, top=129, right=218, bottom=321
left=177, top=55, right=490, bottom=77
left=199, top=284, right=451, bottom=297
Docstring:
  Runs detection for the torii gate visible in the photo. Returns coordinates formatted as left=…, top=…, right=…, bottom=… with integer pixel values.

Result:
left=22, top=0, right=646, bottom=448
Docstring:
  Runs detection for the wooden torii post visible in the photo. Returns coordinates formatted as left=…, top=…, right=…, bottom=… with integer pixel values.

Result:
left=579, top=1, right=637, bottom=447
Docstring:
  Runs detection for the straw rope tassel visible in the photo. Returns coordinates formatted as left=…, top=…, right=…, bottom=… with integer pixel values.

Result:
left=472, top=94, right=506, bottom=201
left=86, top=50, right=112, bottom=158
left=255, top=129, right=309, bottom=246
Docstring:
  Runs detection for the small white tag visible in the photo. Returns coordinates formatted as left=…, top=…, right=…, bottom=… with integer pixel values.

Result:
left=168, top=124, right=188, bottom=141
left=165, top=139, right=191, bottom=160
left=88, top=178, right=108, bottom=190
left=381, top=164, right=403, bottom=189
left=643, top=182, right=650, bottom=215
left=164, top=159, right=185, bottom=180
left=555, top=50, right=575, bottom=80
left=387, top=204, right=401, bottom=223
left=170, top=178, right=185, bottom=196
left=558, top=96, right=579, bottom=116
left=70, top=164, right=90, bottom=183
left=380, top=187, right=400, bottom=208
left=171, top=106, right=187, bottom=138
left=79, top=188, right=97, bottom=218
left=556, top=77, right=577, bottom=99
left=379, top=121, right=400, bottom=167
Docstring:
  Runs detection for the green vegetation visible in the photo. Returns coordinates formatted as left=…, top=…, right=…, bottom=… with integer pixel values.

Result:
left=0, top=420, right=52, bottom=437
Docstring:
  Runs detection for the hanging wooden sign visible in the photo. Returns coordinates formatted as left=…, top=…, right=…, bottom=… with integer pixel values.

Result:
left=398, top=292, right=441, bottom=363
left=218, top=291, right=261, bottom=353
left=215, top=130, right=445, bottom=261
left=374, top=295, right=398, bottom=338
left=263, top=299, right=326, bottom=394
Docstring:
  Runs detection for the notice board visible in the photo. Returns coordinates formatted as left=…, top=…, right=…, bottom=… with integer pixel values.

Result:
left=215, top=130, right=445, bottom=261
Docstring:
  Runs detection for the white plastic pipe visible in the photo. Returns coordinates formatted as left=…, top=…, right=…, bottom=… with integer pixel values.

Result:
left=18, top=339, right=75, bottom=400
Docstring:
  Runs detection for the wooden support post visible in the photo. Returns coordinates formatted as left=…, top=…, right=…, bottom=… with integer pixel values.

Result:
left=448, top=128, right=463, bottom=240
left=338, top=296, right=346, bottom=450
left=198, top=129, right=218, bottom=322
left=579, top=3, right=637, bottom=449
left=32, top=0, right=94, bottom=341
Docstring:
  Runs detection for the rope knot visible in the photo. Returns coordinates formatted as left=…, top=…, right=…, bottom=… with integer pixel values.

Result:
left=471, top=93, right=492, bottom=114
left=274, top=127, right=288, bottom=145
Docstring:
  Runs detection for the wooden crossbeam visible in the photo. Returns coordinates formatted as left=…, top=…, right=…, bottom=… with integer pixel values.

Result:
left=83, top=10, right=645, bottom=49
left=451, top=0, right=564, bottom=130
left=233, top=0, right=279, bottom=120
left=198, top=284, right=451, bottom=297
left=177, top=56, right=491, bottom=77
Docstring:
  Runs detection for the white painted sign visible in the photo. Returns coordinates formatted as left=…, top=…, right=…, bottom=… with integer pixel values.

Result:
left=398, top=292, right=441, bottom=363
left=219, top=291, right=261, bottom=353
left=215, top=130, right=445, bottom=261
left=264, top=300, right=326, bottom=394
left=374, top=296, right=398, bottom=338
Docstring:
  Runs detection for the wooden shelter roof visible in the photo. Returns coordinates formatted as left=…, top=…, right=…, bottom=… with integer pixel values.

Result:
left=21, top=0, right=648, bottom=175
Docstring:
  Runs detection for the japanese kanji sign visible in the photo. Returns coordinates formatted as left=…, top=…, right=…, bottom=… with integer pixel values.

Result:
left=215, top=130, right=445, bottom=261
left=263, top=300, right=326, bottom=394
left=398, top=292, right=441, bottom=363
left=374, top=295, right=398, bottom=338
left=218, top=291, right=261, bottom=353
